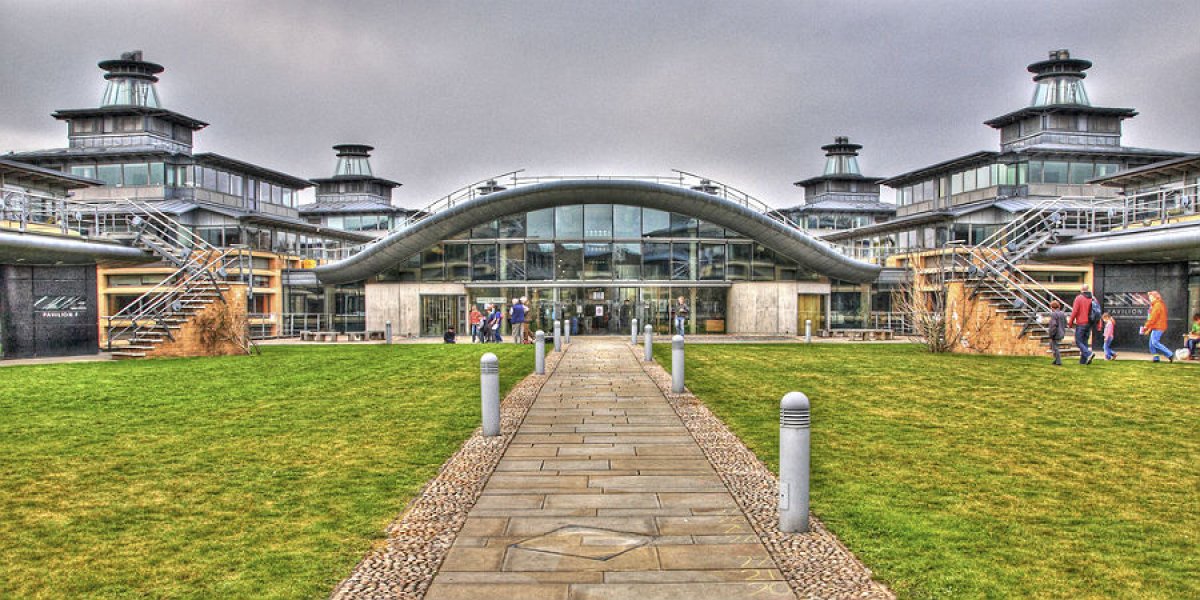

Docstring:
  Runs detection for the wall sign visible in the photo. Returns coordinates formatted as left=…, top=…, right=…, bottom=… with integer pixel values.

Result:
left=34, top=295, right=88, bottom=318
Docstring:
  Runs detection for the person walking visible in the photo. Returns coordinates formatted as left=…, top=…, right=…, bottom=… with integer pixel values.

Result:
left=510, top=297, right=527, bottom=344
left=1101, top=312, right=1117, bottom=360
left=468, top=306, right=483, bottom=343
left=673, top=296, right=690, bottom=337
left=1141, top=290, right=1173, bottom=362
left=489, top=305, right=504, bottom=343
left=1047, top=300, right=1067, bottom=366
left=1068, top=284, right=1096, bottom=364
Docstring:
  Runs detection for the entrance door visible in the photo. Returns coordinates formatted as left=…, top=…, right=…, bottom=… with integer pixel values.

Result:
left=420, top=294, right=465, bottom=337
left=798, top=294, right=825, bottom=334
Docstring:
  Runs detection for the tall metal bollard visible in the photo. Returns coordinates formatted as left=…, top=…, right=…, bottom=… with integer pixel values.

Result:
left=535, top=330, right=545, bottom=375
left=480, top=353, right=500, bottom=437
left=643, top=324, right=653, bottom=362
left=385, top=320, right=393, bottom=345
left=553, top=320, right=562, bottom=353
left=804, top=319, right=812, bottom=344
left=671, top=335, right=685, bottom=393
left=564, top=320, right=570, bottom=345
left=779, top=392, right=811, bottom=533
left=631, top=318, right=639, bottom=345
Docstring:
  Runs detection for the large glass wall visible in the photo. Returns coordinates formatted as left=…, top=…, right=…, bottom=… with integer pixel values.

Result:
left=378, top=204, right=814, bottom=284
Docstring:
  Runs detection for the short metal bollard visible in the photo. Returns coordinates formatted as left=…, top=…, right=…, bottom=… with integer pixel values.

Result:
left=564, top=321, right=570, bottom=345
left=643, top=324, right=653, bottom=362
left=804, top=319, right=811, bottom=344
left=553, top=320, right=562, bottom=353
left=385, top=320, right=393, bottom=345
left=534, top=330, right=546, bottom=375
left=480, top=353, right=500, bottom=437
left=779, top=392, right=811, bottom=533
left=671, top=335, right=685, bottom=393
left=631, top=318, right=639, bottom=345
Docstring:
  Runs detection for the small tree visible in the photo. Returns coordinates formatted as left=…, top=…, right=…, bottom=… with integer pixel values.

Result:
left=894, top=252, right=994, bottom=353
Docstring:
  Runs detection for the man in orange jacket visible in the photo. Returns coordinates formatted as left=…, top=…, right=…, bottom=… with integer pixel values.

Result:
left=1141, top=290, right=1174, bottom=362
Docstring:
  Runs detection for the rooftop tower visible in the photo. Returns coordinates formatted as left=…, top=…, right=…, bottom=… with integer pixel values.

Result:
left=822, top=136, right=863, bottom=177
left=333, top=144, right=375, bottom=177
left=1028, top=49, right=1091, bottom=107
left=98, top=50, right=164, bottom=108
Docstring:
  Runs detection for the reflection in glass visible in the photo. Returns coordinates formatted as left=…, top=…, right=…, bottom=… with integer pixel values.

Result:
left=613, top=205, right=641, bottom=239
left=753, top=244, right=775, bottom=281
left=584, top=243, right=612, bottom=279
left=421, top=243, right=445, bottom=281
left=727, top=242, right=751, bottom=280
left=470, top=243, right=497, bottom=281
left=670, top=213, right=697, bottom=238
left=472, top=219, right=498, bottom=239
left=699, top=243, right=725, bottom=280
left=671, top=242, right=695, bottom=280
left=526, top=243, right=554, bottom=280
left=698, top=219, right=723, bottom=238
left=643, top=242, right=670, bottom=279
left=613, top=243, right=642, bottom=280
left=527, top=208, right=555, bottom=239
left=556, top=206, right=584, bottom=239
left=498, top=213, right=526, bottom=238
left=584, top=204, right=613, bottom=238
left=501, top=242, right=525, bottom=280
left=555, top=242, right=583, bottom=279
left=445, top=243, right=470, bottom=280
left=643, top=209, right=670, bottom=237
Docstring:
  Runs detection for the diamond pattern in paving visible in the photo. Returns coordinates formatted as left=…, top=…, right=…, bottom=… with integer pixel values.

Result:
left=425, top=337, right=795, bottom=600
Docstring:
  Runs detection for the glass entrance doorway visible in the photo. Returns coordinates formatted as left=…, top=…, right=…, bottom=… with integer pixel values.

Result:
left=420, top=294, right=466, bottom=337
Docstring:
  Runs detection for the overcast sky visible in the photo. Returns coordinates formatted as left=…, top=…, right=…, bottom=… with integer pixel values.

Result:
left=2, top=0, right=1198, bottom=208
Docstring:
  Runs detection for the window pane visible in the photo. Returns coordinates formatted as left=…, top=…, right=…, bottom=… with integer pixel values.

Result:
left=698, top=219, right=723, bottom=238
left=977, top=165, right=991, bottom=188
left=148, top=163, right=165, bottom=185
left=613, top=242, right=642, bottom=279
left=500, top=242, right=525, bottom=280
left=699, top=243, right=726, bottom=280
left=613, top=205, right=641, bottom=238
left=727, top=242, right=751, bottom=280
left=471, top=243, right=498, bottom=281
left=421, top=244, right=445, bottom=281
left=70, top=165, right=97, bottom=180
left=671, top=242, right=696, bottom=280
left=527, top=208, right=554, bottom=239
left=951, top=172, right=963, bottom=195
left=498, top=213, right=526, bottom=238
left=555, top=205, right=583, bottom=239
left=472, top=219, right=498, bottom=239
left=584, top=242, right=612, bottom=279
left=1042, top=161, right=1068, bottom=184
left=670, top=213, right=697, bottom=237
left=752, top=244, right=775, bottom=281
left=642, top=242, right=670, bottom=279
left=526, top=243, right=554, bottom=280
left=643, top=208, right=670, bottom=236
left=217, top=170, right=230, bottom=194
left=584, top=204, right=612, bottom=238
left=444, top=243, right=470, bottom=280
left=1068, top=162, right=1094, bottom=184
left=555, top=242, right=583, bottom=279
left=97, top=164, right=122, bottom=186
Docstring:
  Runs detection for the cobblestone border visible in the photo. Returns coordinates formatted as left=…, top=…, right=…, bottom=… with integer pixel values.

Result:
left=631, top=344, right=894, bottom=600
left=330, top=346, right=567, bottom=600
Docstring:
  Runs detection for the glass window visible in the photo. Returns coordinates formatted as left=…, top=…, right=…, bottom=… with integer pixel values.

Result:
left=421, top=244, right=445, bottom=281
left=445, top=243, right=469, bottom=280
left=699, top=243, right=725, bottom=280
left=1094, top=163, right=1120, bottom=178
left=976, top=165, right=991, bottom=188
left=148, top=163, right=165, bottom=186
left=1027, top=161, right=1043, bottom=184
left=670, top=213, right=697, bottom=237
left=642, top=242, right=670, bottom=279
left=584, top=204, right=613, bottom=238
left=230, top=174, right=243, bottom=197
left=697, top=219, right=723, bottom=238
left=671, top=242, right=696, bottom=280
left=727, top=242, right=751, bottom=281
left=963, top=168, right=976, bottom=192
left=642, top=208, right=671, bottom=237
left=498, top=213, right=525, bottom=238
left=258, top=181, right=270, bottom=202
left=97, top=164, right=122, bottom=186
left=613, top=242, right=642, bottom=279
left=1042, top=161, right=1068, bottom=184
left=555, top=205, right=583, bottom=239
left=472, top=219, right=498, bottom=239
left=613, top=205, right=641, bottom=238
left=555, top=242, right=583, bottom=279
left=202, top=167, right=217, bottom=190
left=584, top=243, right=612, bottom=279
left=526, top=243, right=554, bottom=280
left=951, top=172, right=964, bottom=195
left=471, top=243, right=498, bottom=281
left=752, top=244, right=775, bottom=281
left=500, top=242, right=525, bottom=280
left=1068, top=162, right=1094, bottom=184
left=283, top=189, right=293, bottom=207
left=70, top=165, right=97, bottom=180
left=526, top=208, right=554, bottom=239
left=217, top=170, right=230, bottom=194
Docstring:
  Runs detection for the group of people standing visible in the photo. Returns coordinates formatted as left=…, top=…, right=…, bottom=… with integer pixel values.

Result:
left=461, top=298, right=531, bottom=344
left=1046, top=285, right=1183, bottom=365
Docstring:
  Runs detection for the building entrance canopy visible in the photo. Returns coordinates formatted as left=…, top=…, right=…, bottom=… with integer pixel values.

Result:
left=314, top=179, right=882, bottom=285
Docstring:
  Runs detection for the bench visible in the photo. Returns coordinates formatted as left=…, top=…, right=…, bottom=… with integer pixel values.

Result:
left=313, top=331, right=340, bottom=342
left=821, top=328, right=894, bottom=341
left=367, top=330, right=386, bottom=341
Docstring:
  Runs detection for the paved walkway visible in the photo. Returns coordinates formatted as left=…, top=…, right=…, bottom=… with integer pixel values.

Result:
left=425, top=337, right=794, bottom=600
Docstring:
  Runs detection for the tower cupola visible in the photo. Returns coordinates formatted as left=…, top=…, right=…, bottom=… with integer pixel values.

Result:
left=98, top=50, right=164, bottom=108
left=1028, top=49, right=1091, bottom=107
left=333, top=144, right=375, bottom=177
left=822, top=136, right=863, bottom=176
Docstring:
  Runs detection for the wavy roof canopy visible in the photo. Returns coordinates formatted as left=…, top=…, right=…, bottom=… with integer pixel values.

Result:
left=314, top=179, right=881, bottom=284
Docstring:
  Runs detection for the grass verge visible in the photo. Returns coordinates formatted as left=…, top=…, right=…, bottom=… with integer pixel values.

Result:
left=0, top=344, right=532, bottom=599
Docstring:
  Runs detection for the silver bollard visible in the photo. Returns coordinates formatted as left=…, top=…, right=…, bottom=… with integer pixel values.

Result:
left=535, top=330, right=545, bottom=375
left=804, top=319, right=811, bottom=344
left=480, top=353, right=500, bottom=437
left=631, top=318, right=639, bottom=345
left=553, top=320, right=562, bottom=353
left=385, top=320, right=393, bottom=345
left=643, top=324, right=653, bottom=362
left=564, top=321, right=571, bottom=345
left=779, top=392, right=811, bottom=533
left=671, top=335, right=685, bottom=393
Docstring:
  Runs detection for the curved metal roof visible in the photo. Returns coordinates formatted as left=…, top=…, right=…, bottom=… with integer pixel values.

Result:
left=314, top=179, right=881, bottom=285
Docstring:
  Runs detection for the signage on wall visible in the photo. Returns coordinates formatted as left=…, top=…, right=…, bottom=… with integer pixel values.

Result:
left=34, top=295, right=88, bottom=318
left=1101, top=292, right=1151, bottom=319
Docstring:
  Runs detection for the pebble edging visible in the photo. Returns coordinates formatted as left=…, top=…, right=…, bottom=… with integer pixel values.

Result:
left=631, top=343, right=894, bottom=600
left=329, top=346, right=567, bottom=600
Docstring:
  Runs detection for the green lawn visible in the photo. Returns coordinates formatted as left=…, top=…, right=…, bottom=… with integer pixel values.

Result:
left=0, top=344, right=533, bottom=599
left=656, top=343, right=1199, bottom=600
